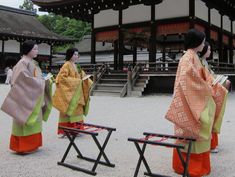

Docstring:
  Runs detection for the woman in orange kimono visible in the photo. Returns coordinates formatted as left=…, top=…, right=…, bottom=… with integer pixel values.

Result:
left=1, top=40, right=52, bottom=154
left=166, top=29, right=217, bottom=177
left=199, top=42, right=229, bottom=153
left=52, top=48, right=93, bottom=137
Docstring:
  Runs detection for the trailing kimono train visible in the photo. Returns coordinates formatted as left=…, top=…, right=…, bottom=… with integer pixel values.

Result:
left=1, top=58, right=53, bottom=153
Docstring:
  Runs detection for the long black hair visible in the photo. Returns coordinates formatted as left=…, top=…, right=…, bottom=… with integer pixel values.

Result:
left=184, top=29, right=205, bottom=50
left=65, top=48, right=79, bottom=61
left=199, top=42, right=210, bottom=58
left=21, top=40, right=37, bottom=55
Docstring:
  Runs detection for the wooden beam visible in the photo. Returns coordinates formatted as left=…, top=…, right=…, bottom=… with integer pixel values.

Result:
left=229, top=19, right=234, bottom=63
left=189, top=0, right=195, bottom=28
left=149, top=4, right=156, bottom=63
left=91, top=15, right=96, bottom=64
left=118, top=9, right=124, bottom=70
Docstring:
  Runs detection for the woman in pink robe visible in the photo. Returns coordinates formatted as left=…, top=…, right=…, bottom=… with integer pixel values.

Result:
left=1, top=40, right=52, bottom=154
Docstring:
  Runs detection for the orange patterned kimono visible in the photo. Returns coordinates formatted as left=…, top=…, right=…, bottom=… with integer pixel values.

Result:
left=52, top=61, right=93, bottom=134
left=166, top=49, right=218, bottom=177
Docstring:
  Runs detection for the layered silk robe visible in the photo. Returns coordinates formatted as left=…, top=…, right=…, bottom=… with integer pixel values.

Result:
left=52, top=61, right=93, bottom=134
left=1, top=57, right=52, bottom=153
left=165, top=49, right=227, bottom=177
left=200, top=58, right=228, bottom=149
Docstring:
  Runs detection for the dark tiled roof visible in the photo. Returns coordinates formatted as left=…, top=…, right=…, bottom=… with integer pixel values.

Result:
left=0, top=5, right=75, bottom=43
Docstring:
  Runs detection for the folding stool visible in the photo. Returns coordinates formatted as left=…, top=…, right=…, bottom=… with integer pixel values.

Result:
left=57, top=122, right=116, bottom=176
left=128, top=132, right=196, bottom=177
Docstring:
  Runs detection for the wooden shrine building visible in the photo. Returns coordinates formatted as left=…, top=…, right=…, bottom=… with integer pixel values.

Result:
left=0, top=5, right=75, bottom=70
left=33, top=0, right=235, bottom=71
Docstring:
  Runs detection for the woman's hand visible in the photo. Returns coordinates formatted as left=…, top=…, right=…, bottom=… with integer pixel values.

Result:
left=225, top=80, right=231, bottom=90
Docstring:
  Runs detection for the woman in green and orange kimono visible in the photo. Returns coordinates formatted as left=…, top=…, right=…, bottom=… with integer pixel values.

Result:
left=199, top=42, right=229, bottom=153
left=52, top=48, right=93, bottom=137
left=165, top=29, right=221, bottom=177
left=1, top=40, right=53, bottom=154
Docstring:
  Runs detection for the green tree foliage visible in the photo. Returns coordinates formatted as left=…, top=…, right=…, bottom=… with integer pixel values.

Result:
left=19, top=1, right=91, bottom=53
left=37, top=14, right=91, bottom=52
left=37, top=14, right=91, bottom=41
left=19, top=0, right=37, bottom=13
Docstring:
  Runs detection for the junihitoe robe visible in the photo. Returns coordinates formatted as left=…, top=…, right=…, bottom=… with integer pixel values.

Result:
left=1, top=57, right=52, bottom=153
left=165, top=49, right=221, bottom=177
left=200, top=58, right=228, bottom=150
left=52, top=61, right=93, bottom=134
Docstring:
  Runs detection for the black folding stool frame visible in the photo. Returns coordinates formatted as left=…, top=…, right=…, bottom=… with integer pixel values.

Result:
left=128, top=132, right=196, bottom=177
left=57, top=122, right=116, bottom=176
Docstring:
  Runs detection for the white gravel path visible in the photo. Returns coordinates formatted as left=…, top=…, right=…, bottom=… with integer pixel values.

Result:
left=0, top=84, right=234, bottom=177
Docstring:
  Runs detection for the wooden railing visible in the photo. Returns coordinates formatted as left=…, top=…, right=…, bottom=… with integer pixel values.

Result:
left=136, top=61, right=179, bottom=73
left=208, top=61, right=235, bottom=73
left=90, top=63, right=108, bottom=95
left=120, top=83, right=128, bottom=97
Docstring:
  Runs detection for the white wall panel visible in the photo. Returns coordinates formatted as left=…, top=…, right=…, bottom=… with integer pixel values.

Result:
left=211, top=9, right=221, bottom=27
left=155, top=0, right=189, bottom=20
left=123, top=4, right=150, bottom=24
left=4, top=40, right=20, bottom=53
left=38, top=43, right=50, bottom=55
left=195, top=0, right=208, bottom=22
left=233, top=50, right=235, bottom=63
left=233, top=22, right=235, bottom=34
left=223, top=16, right=231, bottom=32
left=94, top=9, right=118, bottom=28
left=233, top=21, right=235, bottom=34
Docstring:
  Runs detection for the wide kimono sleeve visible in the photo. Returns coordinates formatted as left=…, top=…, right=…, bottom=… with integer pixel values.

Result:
left=52, top=62, right=83, bottom=115
left=202, top=66, right=228, bottom=133
left=1, top=66, right=45, bottom=125
left=42, top=78, right=53, bottom=122
left=81, top=70, right=93, bottom=116
left=165, top=52, right=215, bottom=139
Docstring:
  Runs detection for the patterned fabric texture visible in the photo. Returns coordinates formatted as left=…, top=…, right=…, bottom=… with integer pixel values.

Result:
left=166, top=49, right=214, bottom=139
left=52, top=61, right=93, bottom=117
left=200, top=59, right=228, bottom=133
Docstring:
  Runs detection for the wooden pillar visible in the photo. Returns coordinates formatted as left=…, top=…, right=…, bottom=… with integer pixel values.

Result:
left=118, top=10, right=124, bottom=70
left=1, top=40, right=4, bottom=54
left=127, top=66, right=132, bottom=96
left=206, top=6, right=211, bottom=41
left=207, top=6, right=213, bottom=60
left=206, top=5, right=214, bottom=60
left=49, top=44, right=52, bottom=70
left=162, top=35, right=166, bottom=62
left=0, top=40, right=4, bottom=69
left=218, top=14, right=223, bottom=63
left=229, top=19, right=234, bottom=64
left=149, top=4, right=156, bottom=63
left=133, top=46, right=137, bottom=66
left=91, top=15, right=96, bottom=64
left=114, top=40, right=118, bottom=70
left=189, top=0, right=195, bottom=28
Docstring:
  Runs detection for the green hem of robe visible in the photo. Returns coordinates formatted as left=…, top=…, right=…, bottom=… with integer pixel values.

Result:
left=84, top=98, right=90, bottom=116
left=213, top=92, right=228, bottom=133
left=12, top=120, right=42, bottom=137
left=182, top=97, right=215, bottom=154
left=26, top=96, right=44, bottom=126
left=43, top=80, right=53, bottom=122
left=12, top=95, right=44, bottom=136
left=66, top=81, right=82, bottom=116
left=59, top=114, right=84, bottom=123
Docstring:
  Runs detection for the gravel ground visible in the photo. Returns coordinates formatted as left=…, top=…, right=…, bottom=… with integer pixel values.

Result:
left=0, top=84, right=234, bottom=177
